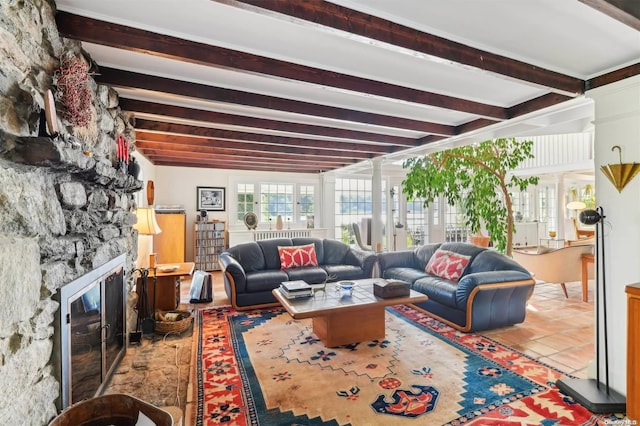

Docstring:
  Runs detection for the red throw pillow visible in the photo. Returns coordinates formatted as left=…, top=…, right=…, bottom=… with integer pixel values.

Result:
left=425, top=249, right=471, bottom=281
left=278, top=244, right=319, bottom=269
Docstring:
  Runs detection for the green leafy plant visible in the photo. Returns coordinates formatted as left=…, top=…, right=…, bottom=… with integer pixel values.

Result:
left=402, top=138, right=539, bottom=256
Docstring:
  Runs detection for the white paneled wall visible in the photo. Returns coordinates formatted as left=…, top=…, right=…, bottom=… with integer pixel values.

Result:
left=518, top=133, right=593, bottom=169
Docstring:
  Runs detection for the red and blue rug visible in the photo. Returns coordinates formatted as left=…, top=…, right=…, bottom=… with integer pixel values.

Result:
left=193, top=305, right=617, bottom=425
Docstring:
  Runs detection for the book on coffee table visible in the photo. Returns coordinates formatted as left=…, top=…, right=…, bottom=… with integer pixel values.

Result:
left=280, top=280, right=313, bottom=299
left=279, top=288, right=312, bottom=299
left=281, top=280, right=312, bottom=292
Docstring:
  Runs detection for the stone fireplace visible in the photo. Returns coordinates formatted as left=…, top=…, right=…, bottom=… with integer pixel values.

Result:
left=0, top=1, right=141, bottom=424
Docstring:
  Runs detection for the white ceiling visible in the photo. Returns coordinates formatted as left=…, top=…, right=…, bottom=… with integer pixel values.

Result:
left=54, top=0, right=640, bottom=173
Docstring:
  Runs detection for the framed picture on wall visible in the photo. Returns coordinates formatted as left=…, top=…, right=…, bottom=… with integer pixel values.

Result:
left=197, top=186, right=226, bottom=211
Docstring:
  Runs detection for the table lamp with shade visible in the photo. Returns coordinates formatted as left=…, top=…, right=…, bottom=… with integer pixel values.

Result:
left=566, top=200, right=588, bottom=239
left=566, top=200, right=586, bottom=211
left=133, top=180, right=162, bottom=268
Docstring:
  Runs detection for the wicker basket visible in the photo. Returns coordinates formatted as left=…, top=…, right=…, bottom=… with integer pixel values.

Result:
left=154, top=310, right=193, bottom=335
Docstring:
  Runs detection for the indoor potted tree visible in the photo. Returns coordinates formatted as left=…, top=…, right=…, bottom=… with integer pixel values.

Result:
left=402, top=137, right=539, bottom=256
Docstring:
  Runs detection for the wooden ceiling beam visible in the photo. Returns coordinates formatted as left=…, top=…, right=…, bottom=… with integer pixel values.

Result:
left=140, top=149, right=350, bottom=168
left=579, top=0, right=640, bottom=30
left=586, top=62, right=640, bottom=90
left=507, top=93, right=574, bottom=118
left=134, top=134, right=373, bottom=159
left=98, top=67, right=455, bottom=135
left=120, top=98, right=423, bottom=145
left=134, top=141, right=356, bottom=164
left=146, top=156, right=328, bottom=173
left=135, top=119, right=394, bottom=153
left=221, top=0, right=584, bottom=95
left=56, top=11, right=507, bottom=119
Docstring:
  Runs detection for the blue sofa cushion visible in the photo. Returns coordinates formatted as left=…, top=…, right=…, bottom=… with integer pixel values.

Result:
left=246, top=270, right=289, bottom=293
left=413, top=276, right=459, bottom=308
left=437, top=242, right=487, bottom=276
left=258, top=238, right=292, bottom=270
left=412, top=244, right=442, bottom=270
left=467, top=250, right=530, bottom=274
left=292, top=237, right=325, bottom=264
left=382, top=267, right=429, bottom=285
left=226, top=242, right=265, bottom=272
left=323, top=239, right=351, bottom=265
left=286, top=266, right=328, bottom=284
left=323, top=264, right=366, bottom=281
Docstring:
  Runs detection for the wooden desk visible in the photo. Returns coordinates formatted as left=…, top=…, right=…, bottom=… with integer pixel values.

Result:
left=581, top=253, right=594, bottom=302
left=137, top=262, right=195, bottom=311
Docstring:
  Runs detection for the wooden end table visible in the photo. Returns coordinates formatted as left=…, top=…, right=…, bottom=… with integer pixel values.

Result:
left=137, top=262, right=195, bottom=311
left=273, top=278, right=428, bottom=347
left=581, top=253, right=594, bottom=302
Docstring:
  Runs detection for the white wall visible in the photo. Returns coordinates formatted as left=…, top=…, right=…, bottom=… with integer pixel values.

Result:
left=150, top=166, right=321, bottom=261
left=132, top=152, right=156, bottom=208
left=587, top=74, right=640, bottom=395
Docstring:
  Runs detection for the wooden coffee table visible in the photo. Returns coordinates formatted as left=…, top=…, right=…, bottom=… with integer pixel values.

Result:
left=272, top=278, right=428, bottom=347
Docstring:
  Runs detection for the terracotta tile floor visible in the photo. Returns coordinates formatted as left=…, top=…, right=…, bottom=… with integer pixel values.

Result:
left=193, top=272, right=595, bottom=379
left=484, top=280, right=595, bottom=378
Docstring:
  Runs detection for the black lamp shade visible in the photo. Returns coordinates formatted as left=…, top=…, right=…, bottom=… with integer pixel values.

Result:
left=579, top=209, right=601, bottom=225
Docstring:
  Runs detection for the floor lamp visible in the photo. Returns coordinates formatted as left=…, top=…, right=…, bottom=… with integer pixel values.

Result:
left=556, top=206, right=626, bottom=413
left=393, top=222, right=404, bottom=251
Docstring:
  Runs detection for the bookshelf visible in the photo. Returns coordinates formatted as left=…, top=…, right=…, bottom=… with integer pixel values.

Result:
left=194, top=220, right=227, bottom=271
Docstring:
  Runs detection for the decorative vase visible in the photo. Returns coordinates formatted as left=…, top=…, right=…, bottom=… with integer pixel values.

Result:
left=275, top=215, right=284, bottom=230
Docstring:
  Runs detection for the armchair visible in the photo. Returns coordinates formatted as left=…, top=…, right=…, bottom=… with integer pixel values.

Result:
left=512, top=245, right=594, bottom=300
left=352, top=223, right=373, bottom=251
left=573, top=217, right=595, bottom=238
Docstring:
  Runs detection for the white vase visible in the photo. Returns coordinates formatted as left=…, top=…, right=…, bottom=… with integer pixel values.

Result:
left=275, top=215, right=284, bottom=230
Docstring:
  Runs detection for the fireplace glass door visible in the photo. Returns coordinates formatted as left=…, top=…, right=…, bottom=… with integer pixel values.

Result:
left=59, top=254, right=126, bottom=409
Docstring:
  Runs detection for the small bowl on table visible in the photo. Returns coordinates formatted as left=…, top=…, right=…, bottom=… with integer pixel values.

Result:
left=337, top=281, right=356, bottom=296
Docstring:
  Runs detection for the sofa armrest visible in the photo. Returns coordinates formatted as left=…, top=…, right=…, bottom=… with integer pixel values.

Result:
left=377, top=250, right=415, bottom=271
left=347, top=246, right=378, bottom=277
left=219, top=253, right=247, bottom=293
left=456, top=271, right=534, bottom=306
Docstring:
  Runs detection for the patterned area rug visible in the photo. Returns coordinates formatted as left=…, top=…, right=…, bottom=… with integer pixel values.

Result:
left=194, top=305, right=615, bottom=425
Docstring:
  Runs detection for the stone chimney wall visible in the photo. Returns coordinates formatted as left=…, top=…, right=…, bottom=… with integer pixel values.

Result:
left=0, top=1, right=140, bottom=424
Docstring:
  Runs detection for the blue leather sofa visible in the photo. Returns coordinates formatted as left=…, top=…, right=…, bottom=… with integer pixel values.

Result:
left=377, top=242, right=535, bottom=332
left=219, top=237, right=377, bottom=310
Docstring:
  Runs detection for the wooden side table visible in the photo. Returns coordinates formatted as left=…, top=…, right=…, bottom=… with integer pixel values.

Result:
left=581, top=253, right=594, bottom=302
left=137, top=262, right=195, bottom=311
left=626, top=283, right=640, bottom=420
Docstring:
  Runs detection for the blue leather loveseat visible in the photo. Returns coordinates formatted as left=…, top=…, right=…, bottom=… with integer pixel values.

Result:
left=219, top=237, right=377, bottom=310
left=377, top=242, right=535, bottom=332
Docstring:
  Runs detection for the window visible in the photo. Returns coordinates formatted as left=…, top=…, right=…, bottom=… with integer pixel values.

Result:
left=406, top=198, right=427, bottom=247
left=335, top=178, right=372, bottom=243
left=233, top=181, right=315, bottom=227
left=236, top=184, right=255, bottom=221
left=512, top=190, right=531, bottom=221
left=298, top=185, right=314, bottom=222
left=444, top=203, right=470, bottom=242
left=538, top=185, right=557, bottom=232
left=260, top=183, right=293, bottom=222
